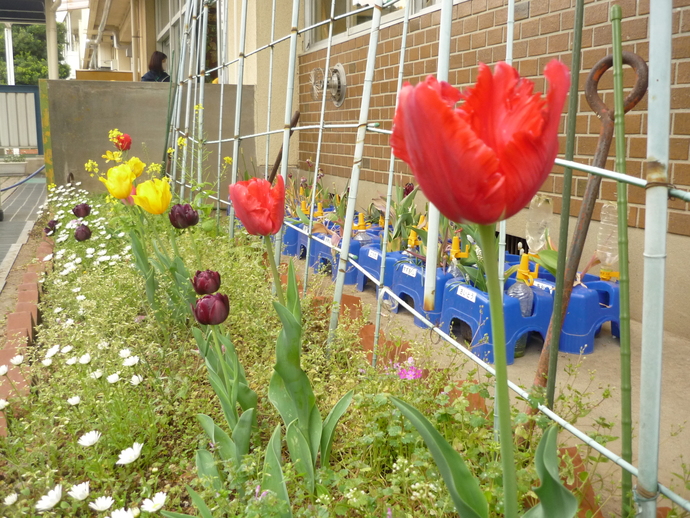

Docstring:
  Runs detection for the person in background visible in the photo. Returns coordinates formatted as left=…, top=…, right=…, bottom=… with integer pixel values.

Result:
left=141, top=51, right=170, bottom=82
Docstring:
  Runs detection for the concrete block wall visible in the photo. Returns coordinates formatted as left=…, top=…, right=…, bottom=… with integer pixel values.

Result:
left=297, top=0, right=690, bottom=237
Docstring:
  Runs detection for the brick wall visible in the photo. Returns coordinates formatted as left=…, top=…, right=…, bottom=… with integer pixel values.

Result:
left=297, top=0, right=690, bottom=236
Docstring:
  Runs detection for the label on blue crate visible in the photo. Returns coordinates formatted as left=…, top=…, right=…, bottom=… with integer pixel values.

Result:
left=367, top=249, right=380, bottom=260
left=533, top=280, right=555, bottom=293
left=402, top=264, right=417, bottom=277
left=457, top=285, right=476, bottom=302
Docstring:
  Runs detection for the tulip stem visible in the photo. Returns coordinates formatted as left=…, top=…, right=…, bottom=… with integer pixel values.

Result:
left=476, top=223, right=518, bottom=518
left=264, top=235, right=286, bottom=307
left=211, top=326, right=235, bottom=405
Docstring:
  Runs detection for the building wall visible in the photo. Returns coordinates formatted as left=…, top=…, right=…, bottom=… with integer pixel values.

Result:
left=296, top=0, right=690, bottom=334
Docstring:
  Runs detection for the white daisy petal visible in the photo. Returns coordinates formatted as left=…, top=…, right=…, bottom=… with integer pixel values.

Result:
left=35, top=484, right=62, bottom=511
left=89, top=495, right=114, bottom=511
left=3, top=492, right=18, bottom=505
left=78, top=430, right=101, bottom=447
left=9, top=355, right=23, bottom=366
left=107, top=373, right=120, bottom=384
left=67, top=396, right=81, bottom=406
left=0, top=364, right=7, bottom=376
left=141, top=492, right=167, bottom=513
left=67, top=482, right=90, bottom=501
left=116, top=442, right=143, bottom=465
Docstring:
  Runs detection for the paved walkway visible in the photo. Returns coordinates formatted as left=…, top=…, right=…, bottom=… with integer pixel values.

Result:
left=0, top=176, right=46, bottom=293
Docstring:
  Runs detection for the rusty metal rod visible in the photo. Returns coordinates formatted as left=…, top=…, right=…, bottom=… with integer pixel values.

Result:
left=268, top=110, right=300, bottom=184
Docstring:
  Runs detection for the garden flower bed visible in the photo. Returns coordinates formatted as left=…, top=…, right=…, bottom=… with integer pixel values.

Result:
left=0, top=182, right=613, bottom=517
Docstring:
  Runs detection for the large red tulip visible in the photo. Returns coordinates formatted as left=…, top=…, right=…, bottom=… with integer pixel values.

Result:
left=228, top=175, right=285, bottom=236
left=390, top=60, right=569, bottom=225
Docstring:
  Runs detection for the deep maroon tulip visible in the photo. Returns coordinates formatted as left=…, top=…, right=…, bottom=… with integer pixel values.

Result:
left=193, top=293, right=229, bottom=325
left=191, top=270, right=221, bottom=295
left=403, top=183, right=415, bottom=197
left=169, top=203, right=199, bottom=229
left=72, top=203, right=91, bottom=218
left=74, top=224, right=92, bottom=242
left=44, top=219, right=57, bottom=235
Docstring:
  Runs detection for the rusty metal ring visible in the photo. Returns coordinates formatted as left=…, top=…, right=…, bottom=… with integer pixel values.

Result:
left=584, top=51, right=648, bottom=118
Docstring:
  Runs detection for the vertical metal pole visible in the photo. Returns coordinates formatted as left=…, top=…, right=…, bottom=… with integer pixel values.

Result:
left=611, top=6, right=633, bottom=516
left=497, top=0, right=515, bottom=292
left=264, top=0, right=277, bottom=180
left=303, top=0, right=337, bottom=294
left=228, top=0, right=248, bottom=238
left=197, top=2, right=209, bottom=186
left=271, top=0, right=301, bottom=263
left=170, top=1, right=194, bottom=191
left=215, top=0, right=227, bottom=218
left=130, top=0, right=141, bottom=81
left=422, top=0, right=453, bottom=313
left=45, top=0, right=61, bottom=80
left=545, top=0, right=585, bottom=409
left=637, top=1, right=671, bottom=516
left=4, top=24, right=14, bottom=85
left=328, top=0, right=383, bottom=342
left=180, top=0, right=200, bottom=200
left=372, top=2, right=411, bottom=367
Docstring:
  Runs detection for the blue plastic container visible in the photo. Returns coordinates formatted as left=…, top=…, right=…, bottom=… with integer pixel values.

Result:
left=439, top=276, right=554, bottom=365
left=282, top=224, right=300, bottom=256
left=390, top=261, right=453, bottom=328
left=355, top=245, right=404, bottom=292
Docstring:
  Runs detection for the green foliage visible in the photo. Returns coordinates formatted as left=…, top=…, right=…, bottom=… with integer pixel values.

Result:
left=0, top=23, right=71, bottom=84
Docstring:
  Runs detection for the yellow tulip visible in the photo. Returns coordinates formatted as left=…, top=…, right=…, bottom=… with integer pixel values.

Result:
left=132, top=178, right=172, bottom=215
left=99, top=164, right=135, bottom=199
left=127, top=157, right=146, bottom=178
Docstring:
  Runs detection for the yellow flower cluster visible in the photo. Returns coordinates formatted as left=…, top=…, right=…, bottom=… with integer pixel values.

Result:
left=147, top=163, right=163, bottom=176
left=102, top=150, right=123, bottom=163
left=108, top=128, right=123, bottom=143
left=84, top=160, right=99, bottom=173
left=223, top=156, right=233, bottom=165
left=177, top=137, right=187, bottom=148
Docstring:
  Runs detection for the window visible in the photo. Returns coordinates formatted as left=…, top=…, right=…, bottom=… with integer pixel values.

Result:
left=309, top=0, right=434, bottom=44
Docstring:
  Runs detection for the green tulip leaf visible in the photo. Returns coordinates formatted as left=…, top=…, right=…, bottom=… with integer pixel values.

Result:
left=185, top=486, right=215, bottom=518
left=285, top=260, right=302, bottom=321
left=308, top=404, right=322, bottom=468
left=232, top=408, right=255, bottom=465
left=268, top=372, right=299, bottom=430
left=390, top=397, right=488, bottom=518
left=207, top=370, right=238, bottom=430
left=161, top=511, right=195, bottom=518
left=286, top=420, right=316, bottom=495
left=192, top=327, right=211, bottom=359
left=532, top=250, right=558, bottom=276
left=237, top=382, right=258, bottom=412
left=195, top=449, right=223, bottom=491
left=320, top=389, right=353, bottom=468
left=262, top=425, right=292, bottom=518
left=196, top=414, right=236, bottom=462
left=523, top=426, right=578, bottom=518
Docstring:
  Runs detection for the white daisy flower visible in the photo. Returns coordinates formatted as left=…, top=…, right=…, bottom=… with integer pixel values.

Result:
left=90, top=369, right=103, bottom=379
left=78, top=430, right=101, bottom=447
left=54, top=307, right=63, bottom=314
left=0, top=364, right=7, bottom=376
left=115, top=442, right=143, bottom=465
left=3, top=492, right=18, bottom=505
left=67, top=396, right=81, bottom=406
left=72, top=287, right=82, bottom=292
left=98, top=341, right=109, bottom=350
left=67, top=482, right=90, bottom=501
left=0, top=399, right=8, bottom=411
left=76, top=295, right=86, bottom=301
left=119, top=349, right=131, bottom=358
left=61, top=345, right=73, bottom=354
left=9, top=355, right=23, bottom=366
left=42, top=358, right=53, bottom=367
left=79, top=353, right=91, bottom=364
left=42, top=253, right=53, bottom=262
left=110, top=508, right=135, bottom=518
left=123, top=356, right=139, bottom=367
left=89, top=495, right=114, bottom=511
left=35, top=484, right=62, bottom=512
left=86, top=248, right=95, bottom=254
left=141, top=492, right=167, bottom=513
left=107, top=373, right=120, bottom=384
left=118, top=232, right=125, bottom=238
left=66, top=357, right=78, bottom=365
left=63, top=319, right=75, bottom=327
left=130, top=375, right=144, bottom=386
left=45, top=345, right=60, bottom=358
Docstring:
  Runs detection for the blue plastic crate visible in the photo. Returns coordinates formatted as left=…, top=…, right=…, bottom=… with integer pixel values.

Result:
left=390, top=261, right=453, bottom=328
left=355, top=245, right=404, bottom=292
left=439, top=277, right=554, bottom=365
left=282, top=224, right=301, bottom=256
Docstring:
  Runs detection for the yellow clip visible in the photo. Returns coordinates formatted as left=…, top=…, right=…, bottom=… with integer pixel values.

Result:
left=450, top=236, right=470, bottom=259
left=417, top=215, right=426, bottom=229
left=408, top=229, right=422, bottom=248
left=517, top=254, right=539, bottom=286
left=379, top=215, right=385, bottom=227
left=299, top=186, right=305, bottom=197
left=315, top=202, right=324, bottom=218
left=599, top=269, right=619, bottom=281
left=300, top=200, right=308, bottom=214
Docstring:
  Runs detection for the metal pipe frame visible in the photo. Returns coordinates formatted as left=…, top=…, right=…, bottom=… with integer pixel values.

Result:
left=263, top=0, right=278, bottom=180
left=328, top=0, right=384, bottom=346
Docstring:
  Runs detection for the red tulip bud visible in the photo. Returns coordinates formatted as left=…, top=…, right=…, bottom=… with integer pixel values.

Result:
left=191, top=270, right=221, bottom=295
left=193, top=293, right=229, bottom=325
left=115, top=134, right=132, bottom=151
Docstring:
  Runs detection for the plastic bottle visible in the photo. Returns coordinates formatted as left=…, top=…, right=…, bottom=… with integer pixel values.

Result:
left=506, top=254, right=534, bottom=358
left=596, top=201, right=619, bottom=278
left=525, top=194, right=553, bottom=254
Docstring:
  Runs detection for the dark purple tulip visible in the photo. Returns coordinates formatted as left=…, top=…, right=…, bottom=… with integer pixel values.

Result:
left=403, top=182, right=415, bottom=198
left=47, top=219, right=58, bottom=230
left=74, top=224, right=92, bottom=242
left=72, top=203, right=91, bottom=218
left=193, top=293, right=229, bottom=325
left=191, top=270, right=221, bottom=295
left=169, top=203, right=200, bottom=229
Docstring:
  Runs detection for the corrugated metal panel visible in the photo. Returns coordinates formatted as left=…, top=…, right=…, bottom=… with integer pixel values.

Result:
left=0, top=90, right=39, bottom=148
